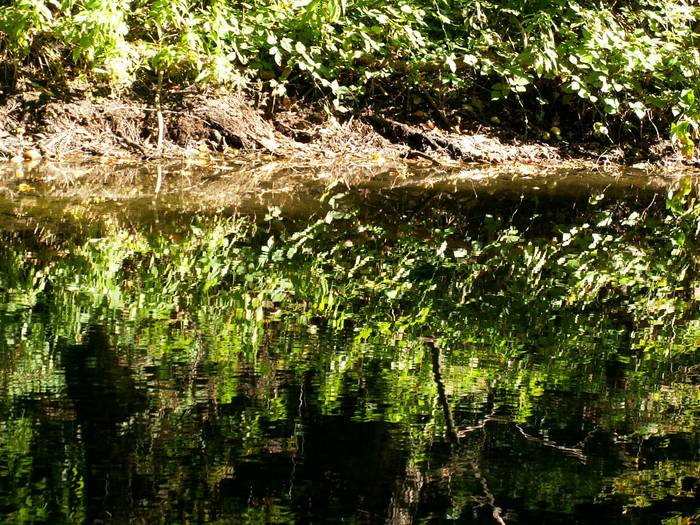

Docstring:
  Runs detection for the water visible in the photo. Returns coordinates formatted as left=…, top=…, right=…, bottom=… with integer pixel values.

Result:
left=0, top=161, right=699, bottom=523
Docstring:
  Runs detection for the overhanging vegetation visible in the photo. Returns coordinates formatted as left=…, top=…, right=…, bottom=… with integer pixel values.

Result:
left=0, top=1, right=698, bottom=155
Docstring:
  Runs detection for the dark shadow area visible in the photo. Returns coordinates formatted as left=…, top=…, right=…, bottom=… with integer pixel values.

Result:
left=61, top=326, right=147, bottom=524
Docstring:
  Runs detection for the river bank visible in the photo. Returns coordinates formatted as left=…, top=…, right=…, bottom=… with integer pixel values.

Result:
left=0, top=91, right=692, bottom=169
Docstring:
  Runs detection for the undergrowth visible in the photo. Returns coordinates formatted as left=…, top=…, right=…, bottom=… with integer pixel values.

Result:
left=0, top=0, right=698, bottom=154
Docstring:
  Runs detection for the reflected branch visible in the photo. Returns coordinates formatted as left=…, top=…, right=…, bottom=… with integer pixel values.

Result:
left=514, top=424, right=587, bottom=462
left=455, top=415, right=510, bottom=438
left=428, top=339, right=459, bottom=444
left=427, top=339, right=507, bottom=524
left=468, top=456, right=507, bottom=525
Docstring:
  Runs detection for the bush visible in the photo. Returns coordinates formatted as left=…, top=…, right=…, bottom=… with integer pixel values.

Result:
left=0, top=0, right=698, bottom=154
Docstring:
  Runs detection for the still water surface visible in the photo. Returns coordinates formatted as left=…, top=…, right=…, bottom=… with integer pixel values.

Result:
left=0, top=163, right=699, bottom=523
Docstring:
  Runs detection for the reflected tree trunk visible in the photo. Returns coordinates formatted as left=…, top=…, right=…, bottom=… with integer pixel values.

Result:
left=429, top=339, right=459, bottom=445
left=428, top=339, right=507, bottom=525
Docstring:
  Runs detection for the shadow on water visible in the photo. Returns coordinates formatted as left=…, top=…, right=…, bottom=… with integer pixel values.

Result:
left=61, top=327, right=147, bottom=524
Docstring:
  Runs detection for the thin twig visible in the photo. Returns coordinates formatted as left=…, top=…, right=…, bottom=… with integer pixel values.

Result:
left=407, top=149, right=443, bottom=166
left=156, top=70, right=165, bottom=153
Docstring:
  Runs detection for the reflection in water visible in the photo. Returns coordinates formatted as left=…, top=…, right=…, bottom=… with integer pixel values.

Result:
left=61, top=327, right=146, bottom=524
left=1, top=322, right=699, bottom=524
left=0, top=171, right=699, bottom=523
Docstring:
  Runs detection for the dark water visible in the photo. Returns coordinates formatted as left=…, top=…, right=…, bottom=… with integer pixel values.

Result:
left=0, top=167, right=699, bottom=524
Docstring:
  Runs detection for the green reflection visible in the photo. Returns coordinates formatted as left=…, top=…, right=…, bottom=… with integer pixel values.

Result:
left=0, top=179, right=699, bottom=522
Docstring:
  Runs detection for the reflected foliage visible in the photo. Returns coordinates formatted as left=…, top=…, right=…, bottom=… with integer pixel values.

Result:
left=0, top=180, right=699, bottom=522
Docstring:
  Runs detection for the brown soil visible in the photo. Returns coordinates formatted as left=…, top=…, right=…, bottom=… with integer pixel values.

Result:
left=0, top=90, right=693, bottom=168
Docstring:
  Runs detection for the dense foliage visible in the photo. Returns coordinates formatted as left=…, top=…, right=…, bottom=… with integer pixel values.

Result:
left=0, top=0, right=698, bottom=153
